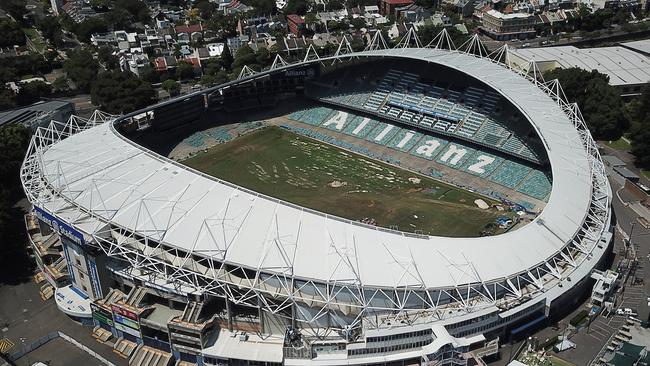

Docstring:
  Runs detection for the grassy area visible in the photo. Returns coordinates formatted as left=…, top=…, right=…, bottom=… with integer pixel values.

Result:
left=547, top=356, right=576, bottom=366
left=23, top=28, right=45, bottom=53
left=183, top=126, right=507, bottom=237
left=641, top=170, right=650, bottom=179
left=604, top=137, right=632, bottom=150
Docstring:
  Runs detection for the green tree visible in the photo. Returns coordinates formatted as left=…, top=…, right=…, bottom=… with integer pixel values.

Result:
left=350, top=17, right=366, bottom=30
left=220, top=44, right=234, bottom=71
left=102, top=8, right=134, bottom=30
left=245, top=0, right=276, bottom=15
left=73, top=17, right=109, bottom=42
left=176, top=61, right=195, bottom=80
left=97, top=46, right=119, bottom=69
left=630, top=118, right=650, bottom=168
left=91, top=70, right=156, bottom=114
left=0, top=85, right=16, bottom=111
left=36, top=16, right=63, bottom=47
left=52, top=76, right=70, bottom=92
left=2, top=0, right=28, bottom=23
left=544, top=67, right=629, bottom=140
left=285, top=0, right=309, bottom=15
left=232, top=44, right=257, bottom=69
left=63, top=49, right=100, bottom=93
left=16, top=81, right=52, bottom=106
left=255, top=48, right=272, bottom=68
left=0, top=123, right=36, bottom=285
left=114, top=0, right=151, bottom=23
left=326, top=0, right=345, bottom=10
left=193, top=0, right=220, bottom=19
left=162, top=79, right=181, bottom=96
left=629, top=85, right=650, bottom=168
left=0, top=19, right=26, bottom=48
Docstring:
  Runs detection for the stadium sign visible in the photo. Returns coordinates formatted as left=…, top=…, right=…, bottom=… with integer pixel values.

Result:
left=91, top=303, right=114, bottom=327
left=33, top=206, right=84, bottom=246
left=111, top=304, right=141, bottom=338
left=87, top=257, right=103, bottom=299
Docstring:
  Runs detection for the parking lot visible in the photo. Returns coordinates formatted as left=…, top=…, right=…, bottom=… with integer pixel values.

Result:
left=0, top=280, right=124, bottom=365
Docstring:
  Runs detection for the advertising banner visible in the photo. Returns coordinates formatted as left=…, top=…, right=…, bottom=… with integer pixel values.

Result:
left=111, top=304, right=141, bottom=338
left=91, top=303, right=114, bottom=327
left=33, top=206, right=84, bottom=246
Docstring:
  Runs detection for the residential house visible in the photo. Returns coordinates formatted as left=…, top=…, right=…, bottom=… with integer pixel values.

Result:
left=287, top=14, right=306, bottom=36
left=380, top=0, right=414, bottom=16
left=175, top=24, right=204, bottom=44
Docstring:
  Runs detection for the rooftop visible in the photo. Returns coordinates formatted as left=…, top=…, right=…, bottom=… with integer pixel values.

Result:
left=511, top=45, right=650, bottom=87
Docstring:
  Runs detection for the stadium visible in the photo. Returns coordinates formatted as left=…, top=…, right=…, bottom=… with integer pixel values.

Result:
left=20, top=31, right=613, bottom=366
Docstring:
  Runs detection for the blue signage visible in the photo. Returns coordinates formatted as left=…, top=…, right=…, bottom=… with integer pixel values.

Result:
left=33, top=206, right=84, bottom=246
left=61, top=243, right=76, bottom=284
left=86, top=256, right=103, bottom=299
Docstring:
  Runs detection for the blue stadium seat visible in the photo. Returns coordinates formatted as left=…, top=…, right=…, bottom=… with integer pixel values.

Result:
left=295, top=106, right=335, bottom=126
left=341, top=116, right=379, bottom=138
left=460, top=151, right=504, bottom=178
left=388, top=130, right=424, bottom=153
left=487, top=160, right=532, bottom=189
left=364, top=122, right=400, bottom=145
left=516, top=170, right=552, bottom=200
left=409, top=136, right=449, bottom=161
left=435, top=142, right=476, bottom=169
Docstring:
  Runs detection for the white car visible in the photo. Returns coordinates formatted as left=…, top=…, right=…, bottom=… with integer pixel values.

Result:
left=616, top=308, right=637, bottom=316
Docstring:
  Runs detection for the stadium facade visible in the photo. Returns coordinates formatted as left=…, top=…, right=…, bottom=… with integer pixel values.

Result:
left=20, top=32, right=613, bottom=366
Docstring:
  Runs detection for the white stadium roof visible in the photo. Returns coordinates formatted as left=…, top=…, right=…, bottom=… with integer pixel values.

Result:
left=34, top=49, right=596, bottom=290
left=511, top=45, right=650, bottom=86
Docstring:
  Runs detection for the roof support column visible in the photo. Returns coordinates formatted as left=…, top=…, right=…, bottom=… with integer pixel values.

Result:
left=225, top=297, right=233, bottom=332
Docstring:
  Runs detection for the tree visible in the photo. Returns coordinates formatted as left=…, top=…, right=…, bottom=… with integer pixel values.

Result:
left=0, top=85, right=16, bottom=111
left=63, top=49, right=100, bottom=93
left=206, top=13, right=237, bottom=39
left=2, top=0, right=28, bottom=23
left=36, top=16, right=63, bottom=47
left=220, top=44, right=234, bottom=71
left=416, top=24, right=468, bottom=47
left=350, top=17, right=366, bottom=30
left=176, top=61, right=195, bottom=80
left=630, top=118, right=650, bottom=168
left=232, top=44, right=257, bottom=69
left=244, top=0, right=276, bottom=15
left=202, top=58, right=222, bottom=76
left=91, top=70, right=156, bottom=114
left=629, top=85, right=650, bottom=168
left=285, top=0, right=310, bottom=15
left=114, top=0, right=151, bottom=23
left=544, top=67, right=629, bottom=140
left=72, top=17, right=109, bottom=42
left=15, top=81, right=52, bottom=106
left=193, top=0, right=220, bottom=19
left=326, top=0, right=345, bottom=10
left=0, top=123, right=36, bottom=285
left=52, top=76, right=70, bottom=92
left=102, top=8, right=134, bottom=30
left=255, top=48, right=272, bottom=68
left=0, top=19, right=26, bottom=48
left=162, top=79, right=181, bottom=96
left=97, top=46, right=119, bottom=69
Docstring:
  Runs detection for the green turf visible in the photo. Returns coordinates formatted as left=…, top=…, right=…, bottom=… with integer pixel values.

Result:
left=604, top=137, right=631, bottom=150
left=23, top=28, right=45, bottom=52
left=641, top=170, right=650, bottom=179
left=183, top=126, right=506, bottom=237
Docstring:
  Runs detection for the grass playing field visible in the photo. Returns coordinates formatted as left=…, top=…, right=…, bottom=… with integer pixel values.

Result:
left=182, top=126, right=508, bottom=237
